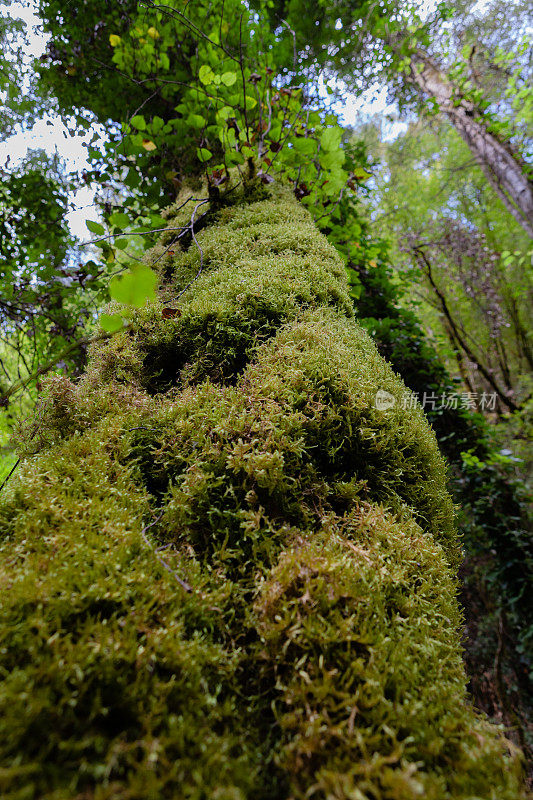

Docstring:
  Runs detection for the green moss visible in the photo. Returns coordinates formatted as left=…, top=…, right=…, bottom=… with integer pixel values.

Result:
left=254, top=507, right=524, bottom=799
left=0, top=422, right=280, bottom=799
left=86, top=186, right=352, bottom=393
left=0, top=185, right=527, bottom=798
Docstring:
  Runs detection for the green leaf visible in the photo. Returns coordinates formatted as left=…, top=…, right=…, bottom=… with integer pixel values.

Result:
left=322, top=169, right=345, bottom=196
left=196, top=147, right=213, bottom=163
left=100, top=313, right=124, bottom=332
left=199, top=64, right=215, bottom=85
left=226, top=150, right=245, bottom=165
left=188, top=113, right=206, bottom=129
left=352, top=167, right=372, bottom=180
left=109, top=34, right=121, bottom=47
left=221, top=72, right=237, bottom=86
left=217, top=105, right=234, bottom=120
left=124, top=168, right=141, bottom=189
left=293, top=137, right=317, bottom=156
left=149, top=214, right=168, bottom=227
left=131, top=115, right=146, bottom=130
left=109, top=265, right=158, bottom=308
left=320, top=126, right=342, bottom=151
left=320, top=149, right=345, bottom=170
left=109, top=212, right=130, bottom=229
left=86, top=220, right=105, bottom=236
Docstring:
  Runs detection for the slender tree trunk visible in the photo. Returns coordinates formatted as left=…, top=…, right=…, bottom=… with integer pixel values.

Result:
left=403, top=48, right=533, bottom=238
left=411, top=244, right=520, bottom=411
left=443, top=317, right=477, bottom=394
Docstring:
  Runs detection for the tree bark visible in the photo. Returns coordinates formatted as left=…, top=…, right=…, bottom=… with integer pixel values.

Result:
left=404, top=48, right=533, bottom=238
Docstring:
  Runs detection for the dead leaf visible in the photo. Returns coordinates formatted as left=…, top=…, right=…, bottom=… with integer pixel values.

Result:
left=162, top=308, right=181, bottom=319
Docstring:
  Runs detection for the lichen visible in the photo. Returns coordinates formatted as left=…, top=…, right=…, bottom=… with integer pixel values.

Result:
left=0, top=184, right=526, bottom=798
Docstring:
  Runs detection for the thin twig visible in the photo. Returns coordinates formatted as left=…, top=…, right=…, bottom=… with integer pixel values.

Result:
left=0, top=329, right=123, bottom=408
left=239, top=12, right=250, bottom=143
left=140, top=513, right=192, bottom=592
left=139, top=0, right=240, bottom=63
left=0, top=411, right=44, bottom=493
left=175, top=200, right=208, bottom=300
left=83, top=225, right=189, bottom=247
left=0, top=458, right=20, bottom=493
left=127, top=426, right=159, bottom=432
left=83, top=195, right=202, bottom=255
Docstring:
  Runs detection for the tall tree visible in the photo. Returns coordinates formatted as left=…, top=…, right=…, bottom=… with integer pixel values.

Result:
left=357, top=118, right=532, bottom=412
left=397, top=41, right=533, bottom=236
left=269, top=0, right=533, bottom=237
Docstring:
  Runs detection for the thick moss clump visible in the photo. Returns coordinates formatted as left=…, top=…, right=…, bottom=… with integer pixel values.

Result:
left=0, top=184, right=526, bottom=798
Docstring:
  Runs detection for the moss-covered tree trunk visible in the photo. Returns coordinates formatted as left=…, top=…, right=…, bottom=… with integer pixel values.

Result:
left=0, top=183, right=526, bottom=799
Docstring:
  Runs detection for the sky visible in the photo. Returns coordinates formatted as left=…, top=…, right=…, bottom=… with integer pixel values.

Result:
left=0, top=2, right=103, bottom=237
